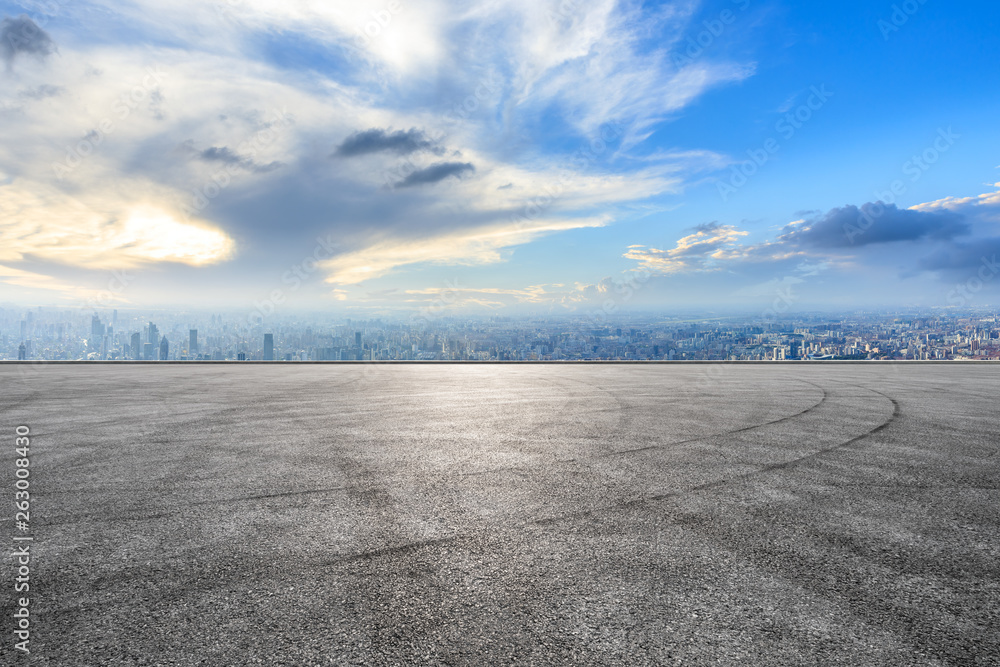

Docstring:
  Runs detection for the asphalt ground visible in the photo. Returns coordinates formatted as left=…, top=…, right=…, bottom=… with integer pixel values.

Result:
left=1, top=363, right=998, bottom=665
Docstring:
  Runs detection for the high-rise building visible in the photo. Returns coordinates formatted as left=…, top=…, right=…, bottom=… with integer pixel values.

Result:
left=131, top=333, right=142, bottom=360
left=355, top=331, right=362, bottom=348
left=91, top=314, right=105, bottom=350
left=189, top=329, right=198, bottom=356
left=17, top=343, right=26, bottom=360
left=143, top=343, right=154, bottom=360
left=147, top=323, right=159, bottom=346
left=263, top=333, right=274, bottom=361
left=159, top=337, right=169, bottom=361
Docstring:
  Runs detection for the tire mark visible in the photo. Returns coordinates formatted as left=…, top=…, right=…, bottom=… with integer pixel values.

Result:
left=320, top=535, right=461, bottom=566
left=456, top=379, right=829, bottom=479
left=313, top=383, right=899, bottom=564
left=759, top=386, right=900, bottom=473
left=611, top=380, right=829, bottom=456
left=35, top=486, right=357, bottom=525
left=530, top=383, right=898, bottom=528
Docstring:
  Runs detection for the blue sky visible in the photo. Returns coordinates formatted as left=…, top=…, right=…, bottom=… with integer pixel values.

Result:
left=1, top=0, right=998, bottom=316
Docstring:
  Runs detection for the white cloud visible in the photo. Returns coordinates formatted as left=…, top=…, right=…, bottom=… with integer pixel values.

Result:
left=623, top=223, right=749, bottom=274
left=322, top=215, right=609, bottom=285
left=0, top=182, right=234, bottom=269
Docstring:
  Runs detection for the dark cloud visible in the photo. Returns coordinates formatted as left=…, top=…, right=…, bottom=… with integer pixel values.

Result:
left=333, top=128, right=443, bottom=158
left=18, top=84, right=62, bottom=99
left=780, top=203, right=969, bottom=248
left=917, top=239, right=1000, bottom=273
left=200, top=146, right=243, bottom=164
left=197, top=145, right=284, bottom=173
left=394, top=162, right=475, bottom=188
left=1, top=15, right=56, bottom=66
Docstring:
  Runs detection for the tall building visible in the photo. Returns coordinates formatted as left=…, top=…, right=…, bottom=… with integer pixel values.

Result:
left=91, top=314, right=105, bottom=350
left=147, top=322, right=159, bottom=348
left=131, top=333, right=142, bottom=360
left=17, top=343, right=26, bottom=360
left=159, top=337, right=169, bottom=361
left=355, top=331, right=362, bottom=348
left=189, top=329, right=198, bottom=356
left=263, top=333, right=274, bottom=361
left=143, top=343, right=154, bottom=360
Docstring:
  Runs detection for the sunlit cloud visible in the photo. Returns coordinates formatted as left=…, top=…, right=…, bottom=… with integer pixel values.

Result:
left=0, top=185, right=235, bottom=269
left=322, top=216, right=609, bottom=285
left=624, top=223, right=749, bottom=274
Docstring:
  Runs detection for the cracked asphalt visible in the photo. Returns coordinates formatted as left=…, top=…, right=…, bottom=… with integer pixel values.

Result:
left=1, top=363, right=998, bottom=665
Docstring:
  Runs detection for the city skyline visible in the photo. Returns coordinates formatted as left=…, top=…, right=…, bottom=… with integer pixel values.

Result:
left=1, top=2, right=999, bottom=312
left=5, top=306, right=1000, bottom=362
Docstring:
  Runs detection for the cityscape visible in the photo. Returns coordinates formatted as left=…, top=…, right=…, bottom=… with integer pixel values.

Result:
left=3, top=307, right=999, bottom=362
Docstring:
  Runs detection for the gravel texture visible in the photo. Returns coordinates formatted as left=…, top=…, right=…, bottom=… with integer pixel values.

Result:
left=1, top=363, right=998, bottom=665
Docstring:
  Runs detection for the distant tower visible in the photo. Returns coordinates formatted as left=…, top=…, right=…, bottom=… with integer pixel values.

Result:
left=131, top=333, right=142, bottom=360
left=263, top=333, right=274, bottom=361
left=190, top=329, right=198, bottom=356
left=159, top=337, right=169, bottom=361
left=17, top=343, right=26, bottom=360
left=147, top=322, right=159, bottom=347
left=143, top=343, right=154, bottom=361
left=355, top=331, right=362, bottom=348
left=91, top=314, right=105, bottom=350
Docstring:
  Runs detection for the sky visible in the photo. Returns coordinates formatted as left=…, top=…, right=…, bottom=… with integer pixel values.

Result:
left=1, top=0, right=999, bottom=318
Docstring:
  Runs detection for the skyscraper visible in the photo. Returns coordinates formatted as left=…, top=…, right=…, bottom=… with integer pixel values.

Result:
left=355, top=331, right=362, bottom=347
left=263, top=333, right=274, bottom=361
left=159, top=337, right=169, bottom=361
left=91, top=314, right=104, bottom=350
left=131, top=333, right=142, bottom=360
left=17, top=343, right=26, bottom=360
left=190, top=329, right=198, bottom=356
left=148, top=322, right=159, bottom=348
